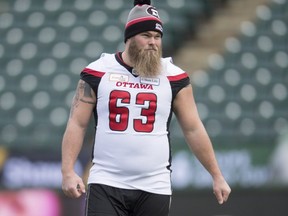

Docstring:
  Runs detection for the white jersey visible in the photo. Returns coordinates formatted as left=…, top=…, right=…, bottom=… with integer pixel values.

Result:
left=81, top=53, right=190, bottom=195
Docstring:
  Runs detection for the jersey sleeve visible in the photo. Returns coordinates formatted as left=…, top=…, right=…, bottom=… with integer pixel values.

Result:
left=169, top=73, right=190, bottom=99
left=80, top=65, right=105, bottom=95
left=164, top=57, right=191, bottom=99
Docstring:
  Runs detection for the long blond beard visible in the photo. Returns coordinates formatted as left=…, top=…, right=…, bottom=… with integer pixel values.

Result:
left=128, top=39, right=162, bottom=77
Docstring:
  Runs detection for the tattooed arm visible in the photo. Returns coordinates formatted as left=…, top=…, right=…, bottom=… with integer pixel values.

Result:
left=61, top=80, right=96, bottom=198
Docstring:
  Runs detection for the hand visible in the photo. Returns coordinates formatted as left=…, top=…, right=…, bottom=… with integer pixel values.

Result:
left=62, top=171, right=86, bottom=198
left=212, top=175, right=231, bottom=204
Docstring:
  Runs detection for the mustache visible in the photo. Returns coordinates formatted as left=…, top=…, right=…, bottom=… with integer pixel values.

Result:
left=146, top=48, right=157, bottom=51
left=145, top=46, right=158, bottom=51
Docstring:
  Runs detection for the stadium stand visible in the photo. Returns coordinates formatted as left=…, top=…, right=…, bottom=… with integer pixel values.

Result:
left=180, top=0, right=288, bottom=146
left=0, top=0, right=287, bottom=150
left=0, top=0, right=214, bottom=149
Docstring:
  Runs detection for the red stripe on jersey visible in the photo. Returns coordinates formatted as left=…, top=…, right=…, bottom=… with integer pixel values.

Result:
left=82, top=68, right=105, bottom=78
left=167, top=72, right=188, bottom=81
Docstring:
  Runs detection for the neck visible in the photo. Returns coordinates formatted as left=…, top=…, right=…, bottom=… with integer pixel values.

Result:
left=121, top=50, right=133, bottom=67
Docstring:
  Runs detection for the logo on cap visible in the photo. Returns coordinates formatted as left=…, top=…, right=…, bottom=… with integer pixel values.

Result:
left=155, top=23, right=163, bottom=32
left=147, top=6, right=160, bottom=19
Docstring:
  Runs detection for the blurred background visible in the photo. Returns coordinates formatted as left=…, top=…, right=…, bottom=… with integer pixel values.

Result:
left=0, top=0, right=287, bottom=215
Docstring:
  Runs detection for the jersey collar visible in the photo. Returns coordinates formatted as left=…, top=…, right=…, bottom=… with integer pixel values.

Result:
left=115, top=52, right=138, bottom=77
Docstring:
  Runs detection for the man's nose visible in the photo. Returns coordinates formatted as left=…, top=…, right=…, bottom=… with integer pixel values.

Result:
left=148, top=37, right=156, bottom=45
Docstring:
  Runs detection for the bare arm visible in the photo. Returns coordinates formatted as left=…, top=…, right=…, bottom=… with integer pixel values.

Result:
left=61, top=79, right=96, bottom=198
left=173, top=84, right=231, bottom=204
